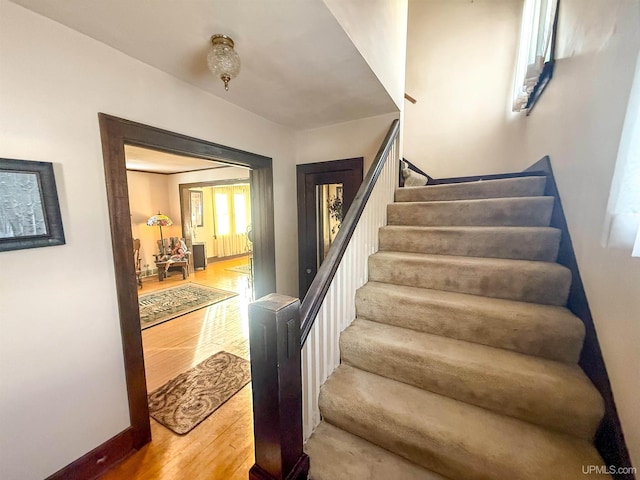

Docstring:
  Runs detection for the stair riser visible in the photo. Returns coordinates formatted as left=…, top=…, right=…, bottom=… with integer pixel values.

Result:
left=355, top=284, right=584, bottom=363
left=388, top=197, right=554, bottom=227
left=395, top=176, right=547, bottom=202
left=340, top=321, right=603, bottom=440
left=368, top=255, right=572, bottom=306
left=379, top=227, right=560, bottom=261
left=305, top=422, right=449, bottom=480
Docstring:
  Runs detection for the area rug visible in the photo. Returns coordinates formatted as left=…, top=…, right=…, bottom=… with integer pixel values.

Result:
left=225, top=264, right=251, bottom=275
left=138, top=283, right=237, bottom=330
left=148, top=351, right=251, bottom=435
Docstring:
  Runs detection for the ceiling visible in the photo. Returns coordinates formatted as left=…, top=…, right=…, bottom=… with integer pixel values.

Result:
left=11, top=0, right=398, bottom=130
left=124, top=145, right=235, bottom=174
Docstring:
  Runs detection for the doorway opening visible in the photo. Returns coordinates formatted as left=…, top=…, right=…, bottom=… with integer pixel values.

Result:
left=179, top=180, right=255, bottom=296
left=98, top=114, right=275, bottom=454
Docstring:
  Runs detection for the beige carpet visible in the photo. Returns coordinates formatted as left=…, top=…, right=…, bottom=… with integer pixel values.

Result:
left=306, top=176, right=610, bottom=479
left=138, top=283, right=237, bottom=330
left=148, top=351, right=251, bottom=435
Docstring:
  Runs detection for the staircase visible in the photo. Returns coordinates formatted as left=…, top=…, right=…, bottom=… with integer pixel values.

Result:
left=304, top=176, right=610, bottom=479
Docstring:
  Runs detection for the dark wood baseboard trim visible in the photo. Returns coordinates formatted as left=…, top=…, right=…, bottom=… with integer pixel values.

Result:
left=45, top=428, right=135, bottom=480
left=249, top=454, right=310, bottom=480
left=526, top=156, right=634, bottom=479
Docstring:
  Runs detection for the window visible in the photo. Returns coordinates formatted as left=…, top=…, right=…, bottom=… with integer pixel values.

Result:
left=211, top=184, right=251, bottom=238
left=234, top=193, right=247, bottom=233
left=603, top=51, right=640, bottom=257
left=513, top=0, right=559, bottom=112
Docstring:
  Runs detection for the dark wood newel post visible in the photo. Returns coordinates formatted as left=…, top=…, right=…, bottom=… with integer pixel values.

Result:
left=248, top=294, right=309, bottom=480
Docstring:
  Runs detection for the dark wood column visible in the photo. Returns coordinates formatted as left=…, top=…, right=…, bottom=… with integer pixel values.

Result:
left=248, top=294, right=309, bottom=480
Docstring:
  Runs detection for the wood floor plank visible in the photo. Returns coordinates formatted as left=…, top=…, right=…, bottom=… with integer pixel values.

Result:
left=100, top=256, right=255, bottom=479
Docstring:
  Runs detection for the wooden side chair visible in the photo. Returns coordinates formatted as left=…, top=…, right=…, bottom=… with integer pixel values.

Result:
left=133, top=238, right=142, bottom=288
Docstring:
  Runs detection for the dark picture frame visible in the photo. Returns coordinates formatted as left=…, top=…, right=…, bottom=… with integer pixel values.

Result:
left=189, top=189, right=203, bottom=227
left=0, top=158, right=65, bottom=252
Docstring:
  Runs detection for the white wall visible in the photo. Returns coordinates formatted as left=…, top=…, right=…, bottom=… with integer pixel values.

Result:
left=0, top=2, right=297, bottom=479
left=296, top=112, right=400, bottom=172
left=323, top=0, right=408, bottom=109
left=516, top=0, right=640, bottom=465
left=404, top=0, right=524, bottom=178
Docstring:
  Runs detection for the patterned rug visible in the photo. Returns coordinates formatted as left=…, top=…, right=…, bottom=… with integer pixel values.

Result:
left=225, top=264, right=251, bottom=275
left=148, top=351, right=251, bottom=435
left=138, top=283, right=237, bottom=330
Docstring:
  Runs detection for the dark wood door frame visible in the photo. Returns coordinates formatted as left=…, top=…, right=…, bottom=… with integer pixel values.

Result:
left=98, top=113, right=276, bottom=449
left=296, top=157, right=363, bottom=297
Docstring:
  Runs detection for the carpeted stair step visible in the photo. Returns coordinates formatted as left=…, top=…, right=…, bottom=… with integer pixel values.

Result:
left=319, top=365, right=610, bottom=480
left=305, top=421, right=449, bottom=480
left=379, top=225, right=561, bottom=261
left=387, top=196, right=554, bottom=227
left=355, top=282, right=584, bottom=363
left=368, top=252, right=572, bottom=306
left=340, top=319, right=603, bottom=439
left=395, top=176, right=547, bottom=202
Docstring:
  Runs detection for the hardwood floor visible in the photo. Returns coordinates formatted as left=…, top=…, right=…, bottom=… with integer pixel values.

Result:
left=100, top=256, right=255, bottom=480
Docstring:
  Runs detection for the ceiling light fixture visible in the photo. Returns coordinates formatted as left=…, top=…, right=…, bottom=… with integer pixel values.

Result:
left=207, top=34, right=241, bottom=91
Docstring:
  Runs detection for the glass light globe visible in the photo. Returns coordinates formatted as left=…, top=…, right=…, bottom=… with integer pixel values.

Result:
left=207, top=34, right=241, bottom=91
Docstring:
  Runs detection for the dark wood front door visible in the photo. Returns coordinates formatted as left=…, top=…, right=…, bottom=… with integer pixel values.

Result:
left=297, top=158, right=363, bottom=297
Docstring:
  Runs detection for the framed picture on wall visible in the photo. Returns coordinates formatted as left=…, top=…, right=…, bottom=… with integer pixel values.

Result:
left=190, top=190, right=203, bottom=227
left=0, top=158, right=66, bottom=252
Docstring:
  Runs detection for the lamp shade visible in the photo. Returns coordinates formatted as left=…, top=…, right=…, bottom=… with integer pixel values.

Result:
left=147, top=213, right=173, bottom=227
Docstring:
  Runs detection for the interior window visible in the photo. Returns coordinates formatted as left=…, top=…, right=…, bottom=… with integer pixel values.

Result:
left=513, top=0, right=559, bottom=113
left=603, top=52, right=640, bottom=256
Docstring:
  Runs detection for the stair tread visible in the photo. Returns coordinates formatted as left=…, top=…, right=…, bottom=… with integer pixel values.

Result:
left=369, top=251, right=572, bottom=306
left=395, top=176, right=547, bottom=202
left=356, top=281, right=584, bottom=363
left=379, top=225, right=561, bottom=261
left=341, top=318, right=603, bottom=439
left=320, top=365, right=610, bottom=480
left=380, top=225, right=560, bottom=232
left=306, top=421, right=449, bottom=480
left=392, top=196, right=553, bottom=206
left=371, top=250, right=570, bottom=271
left=388, top=196, right=554, bottom=227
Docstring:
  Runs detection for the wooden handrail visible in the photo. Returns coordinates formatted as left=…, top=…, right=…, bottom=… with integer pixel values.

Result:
left=300, top=119, right=400, bottom=345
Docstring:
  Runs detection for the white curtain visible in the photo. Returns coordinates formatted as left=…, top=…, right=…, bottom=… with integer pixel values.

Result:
left=513, top=0, right=558, bottom=112
left=211, top=184, right=252, bottom=258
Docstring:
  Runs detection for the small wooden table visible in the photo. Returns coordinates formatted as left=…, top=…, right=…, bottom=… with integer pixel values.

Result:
left=155, top=259, right=189, bottom=281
